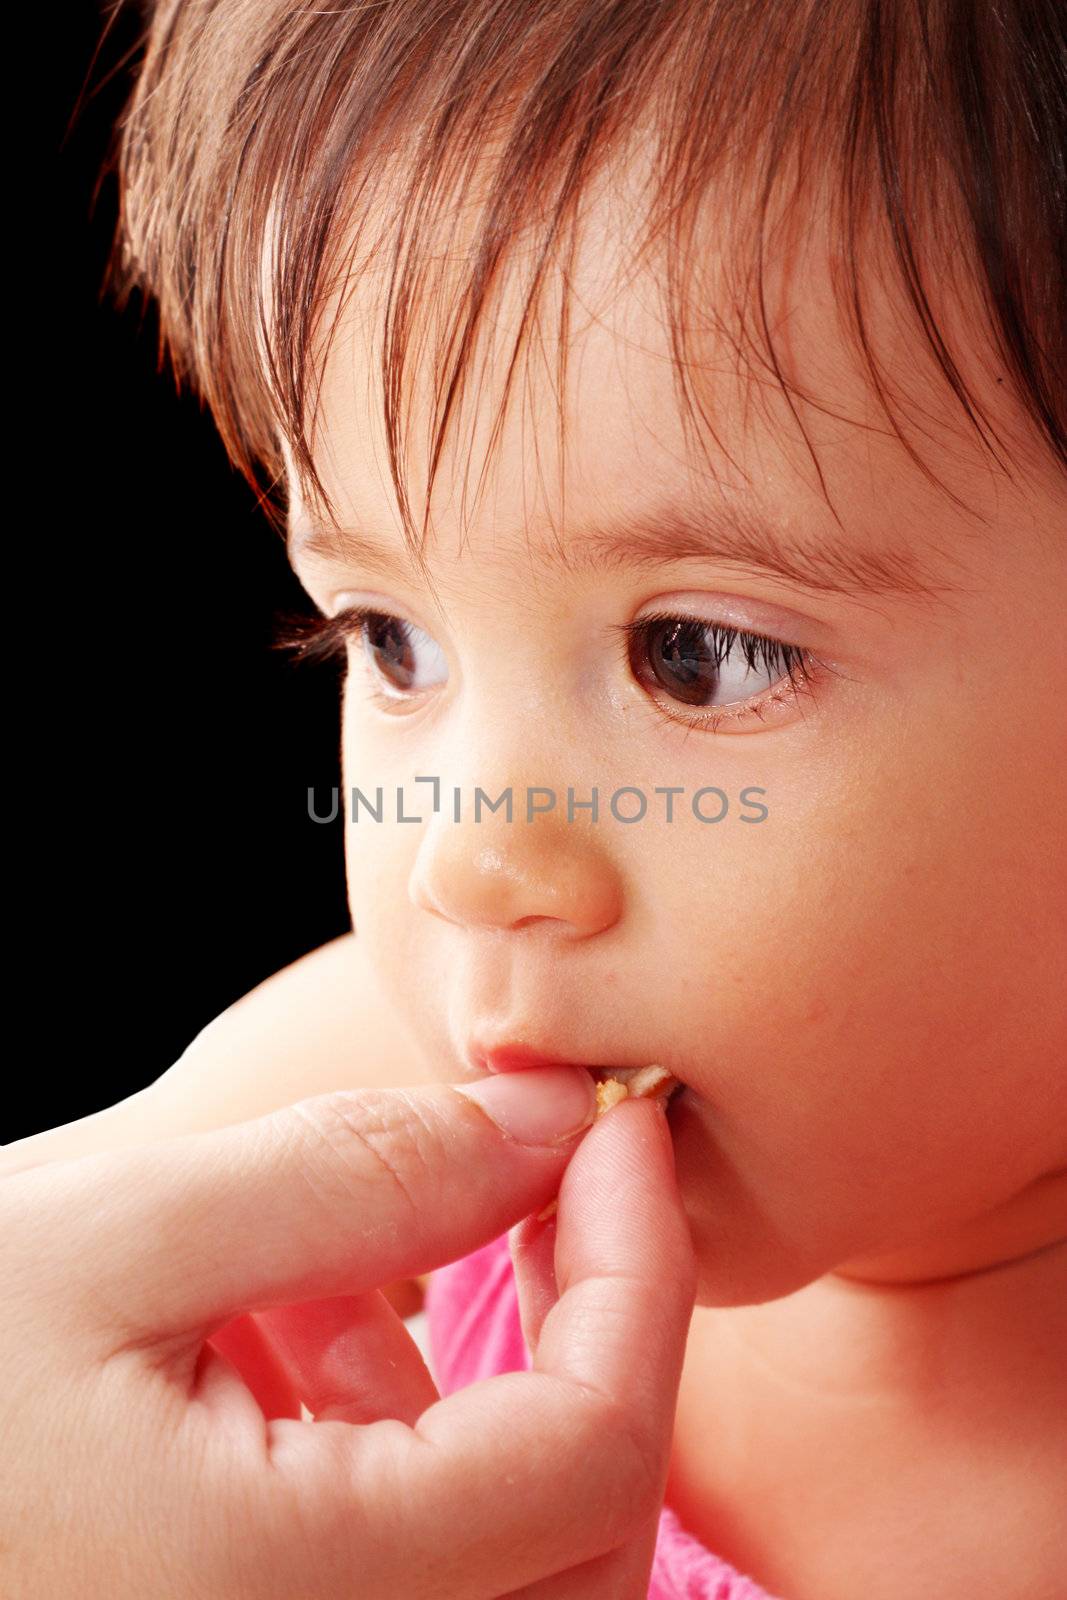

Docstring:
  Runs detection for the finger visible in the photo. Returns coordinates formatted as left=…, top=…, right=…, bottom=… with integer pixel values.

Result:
left=222, top=1096, right=696, bottom=1600
left=503, top=1506, right=662, bottom=1599
left=509, top=1210, right=560, bottom=1351
left=506, top=1152, right=677, bottom=1600
left=207, top=1311, right=305, bottom=1420
left=192, top=1334, right=295, bottom=1436
left=379, top=1274, right=427, bottom=1319
left=258, top=1292, right=439, bottom=1426
left=17, top=1068, right=598, bottom=1356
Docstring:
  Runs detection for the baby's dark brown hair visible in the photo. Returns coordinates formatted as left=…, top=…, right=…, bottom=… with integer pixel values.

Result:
left=102, top=0, right=1065, bottom=565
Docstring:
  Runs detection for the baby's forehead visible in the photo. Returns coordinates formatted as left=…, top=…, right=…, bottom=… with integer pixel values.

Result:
left=293, top=147, right=1044, bottom=567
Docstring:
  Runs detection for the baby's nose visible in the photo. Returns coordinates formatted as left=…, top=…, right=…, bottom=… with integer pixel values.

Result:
left=408, top=796, right=623, bottom=939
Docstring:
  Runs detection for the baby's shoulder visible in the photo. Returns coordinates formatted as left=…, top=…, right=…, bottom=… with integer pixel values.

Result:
left=164, top=930, right=436, bottom=1108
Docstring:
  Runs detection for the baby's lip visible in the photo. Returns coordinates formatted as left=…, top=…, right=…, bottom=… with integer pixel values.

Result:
left=467, top=1042, right=686, bottom=1108
left=470, top=1039, right=667, bottom=1079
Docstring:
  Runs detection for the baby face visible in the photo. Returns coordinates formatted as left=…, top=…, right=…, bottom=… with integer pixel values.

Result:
left=286, top=160, right=1067, bottom=1307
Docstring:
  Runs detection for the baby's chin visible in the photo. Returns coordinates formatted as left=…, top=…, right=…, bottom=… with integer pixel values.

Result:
left=663, top=1087, right=828, bottom=1308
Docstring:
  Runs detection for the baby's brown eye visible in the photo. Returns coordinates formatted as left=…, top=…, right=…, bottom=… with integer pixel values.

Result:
left=626, top=613, right=809, bottom=713
left=360, top=611, right=447, bottom=695
left=642, top=617, right=720, bottom=706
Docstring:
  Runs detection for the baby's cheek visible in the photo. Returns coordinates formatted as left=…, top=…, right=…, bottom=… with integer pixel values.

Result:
left=674, top=759, right=1049, bottom=1254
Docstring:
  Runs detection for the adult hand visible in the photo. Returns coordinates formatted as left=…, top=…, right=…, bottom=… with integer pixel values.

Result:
left=2, top=1068, right=696, bottom=1598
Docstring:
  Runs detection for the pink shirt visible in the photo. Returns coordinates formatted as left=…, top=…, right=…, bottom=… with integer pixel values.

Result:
left=424, top=1232, right=779, bottom=1599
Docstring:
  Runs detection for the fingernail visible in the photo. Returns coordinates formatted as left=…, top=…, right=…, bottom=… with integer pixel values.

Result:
left=455, top=1066, right=598, bottom=1146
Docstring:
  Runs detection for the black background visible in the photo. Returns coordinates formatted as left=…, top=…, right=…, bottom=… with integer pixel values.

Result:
left=10, top=5, right=349, bottom=1142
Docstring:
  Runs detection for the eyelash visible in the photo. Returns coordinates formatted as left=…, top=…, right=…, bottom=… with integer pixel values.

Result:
left=271, top=604, right=825, bottom=735
left=606, top=609, right=821, bottom=735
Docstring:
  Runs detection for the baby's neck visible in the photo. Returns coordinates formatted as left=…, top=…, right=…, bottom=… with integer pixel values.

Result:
left=667, top=1222, right=1067, bottom=1600
left=727, top=1232, right=1066, bottom=1401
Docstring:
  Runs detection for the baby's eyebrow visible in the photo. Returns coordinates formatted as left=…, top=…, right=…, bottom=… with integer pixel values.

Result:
left=289, top=491, right=969, bottom=603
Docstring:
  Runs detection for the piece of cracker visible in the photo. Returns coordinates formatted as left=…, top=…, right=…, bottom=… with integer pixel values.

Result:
left=599, top=1063, right=678, bottom=1102
left=536, top=1064, right=681, bottom=1220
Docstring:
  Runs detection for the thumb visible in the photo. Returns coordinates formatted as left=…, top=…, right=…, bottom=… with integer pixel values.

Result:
left=15, top=1068, right=598, bottom=1361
